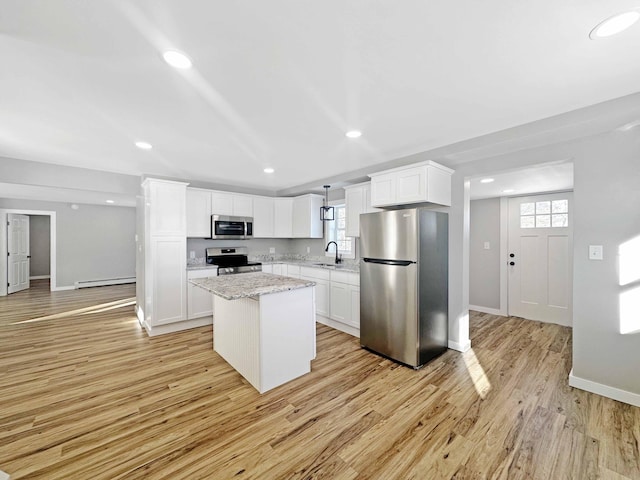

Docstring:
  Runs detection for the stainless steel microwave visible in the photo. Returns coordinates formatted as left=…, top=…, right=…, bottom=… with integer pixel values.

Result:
left=210, top=215, right=253, bottom=240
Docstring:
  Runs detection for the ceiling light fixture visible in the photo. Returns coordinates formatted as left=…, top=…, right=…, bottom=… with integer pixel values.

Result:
left=320, top=185, right=334, bottom=221
left=263, top=167, right=275, bottom=174
left=135, top=141, right=153, bottom=150
left=162, top=50, right=193, bottom=69
left=480, top=178, right=495, bottom=184
left=502, top=189, right=516, bottom=194
left=105, top=199, right=115, bottom=204
left=590, top=11, right=640, bottom=39
left=345, top=130, right=362, bottom=138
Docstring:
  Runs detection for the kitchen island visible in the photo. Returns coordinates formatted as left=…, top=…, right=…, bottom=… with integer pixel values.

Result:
left=190, top=272, right=316, bottom=393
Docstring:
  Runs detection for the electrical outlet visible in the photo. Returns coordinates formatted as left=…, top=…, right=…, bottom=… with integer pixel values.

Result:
left=483, top=242, right=490, bottom=250
left=306, top=246, right=311, bottom=253
left=189, top=251, right=196, bottom=259
left=269, top=247, right=275, bottom=254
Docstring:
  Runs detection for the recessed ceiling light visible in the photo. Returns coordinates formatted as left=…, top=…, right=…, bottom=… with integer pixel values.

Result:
left=480, top=178, right=495, bottom=184
left=162, top=50, right=192, bottom=69
left=105, top=199, right=115, bottom=204
left=345, top=130, right=362, bottom=138
left=135, top=141, right=153, bottom=150
left=263, top=167, right=275, bottom=174
left=590, top=11, right=640, bottom=39
left=502, top=189, right=516, bottom=194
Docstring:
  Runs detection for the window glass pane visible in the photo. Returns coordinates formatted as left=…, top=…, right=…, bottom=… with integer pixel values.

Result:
left=337, top=217, right=345, bottom=229
left=520, top=203, right=535, bottom=215
left=520, top=216, right=535, bottom=228
left=536, top=201, right=551, bottom=214
left=536, top=215, right=551, bottom=228
left=552, top=214, right=568, bottom=227
left=552, top=200, right=568, bottom=213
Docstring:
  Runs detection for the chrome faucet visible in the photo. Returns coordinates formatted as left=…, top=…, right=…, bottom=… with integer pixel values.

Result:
left=325, top=241, right=342, bottom=264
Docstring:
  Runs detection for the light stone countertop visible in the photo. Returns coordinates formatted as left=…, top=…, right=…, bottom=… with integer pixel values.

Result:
left=261, top=259, right=359, bottom=273
left=190, top=272, right=316, bottom=300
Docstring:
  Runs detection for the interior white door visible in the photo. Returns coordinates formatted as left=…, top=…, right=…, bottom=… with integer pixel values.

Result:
left=8, top=214, right=30, bottom=294
left=507, top=193, right=573, bottom=325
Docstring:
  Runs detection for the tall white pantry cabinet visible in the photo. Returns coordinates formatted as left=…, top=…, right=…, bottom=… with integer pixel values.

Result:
left=138, top=179, right=204, bottom=336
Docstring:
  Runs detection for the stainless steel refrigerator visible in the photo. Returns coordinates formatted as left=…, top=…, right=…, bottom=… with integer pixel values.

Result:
left=360, top=208, right=448, bottom=368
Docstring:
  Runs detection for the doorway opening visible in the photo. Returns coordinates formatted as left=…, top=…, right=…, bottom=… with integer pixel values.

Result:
left=1, top=209, right=57, bottom=296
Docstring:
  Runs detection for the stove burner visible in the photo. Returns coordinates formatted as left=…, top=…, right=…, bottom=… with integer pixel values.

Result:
left=205, top=247, right=262, bottom=275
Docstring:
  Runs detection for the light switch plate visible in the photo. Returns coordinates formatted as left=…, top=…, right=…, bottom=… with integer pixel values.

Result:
left=189, top=250, right=195, bottom=259
left=484, top=242, right=490, bottom=250
left=589, top=245, right=603, bottom=260
left=269, top=247, right=275, bottom=254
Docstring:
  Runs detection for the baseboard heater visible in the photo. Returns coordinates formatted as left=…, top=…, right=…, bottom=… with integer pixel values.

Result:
left=74, top=277, right=136, bottom=289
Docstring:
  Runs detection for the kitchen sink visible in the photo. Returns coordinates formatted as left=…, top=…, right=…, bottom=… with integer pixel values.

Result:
left=310, top=262, right=350, bottom=269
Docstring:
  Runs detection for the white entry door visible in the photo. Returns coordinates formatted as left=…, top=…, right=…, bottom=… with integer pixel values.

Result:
left=508, top=193, right=573, bottom=326
left=8, top=214, right=30, bottom=294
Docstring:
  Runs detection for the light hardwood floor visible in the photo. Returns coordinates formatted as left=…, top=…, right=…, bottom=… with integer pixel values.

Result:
left=0, top=280, right=638, bottom=479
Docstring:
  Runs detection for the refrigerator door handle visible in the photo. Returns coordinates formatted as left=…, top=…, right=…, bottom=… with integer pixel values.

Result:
left=363, top=258, right=415, bottom=266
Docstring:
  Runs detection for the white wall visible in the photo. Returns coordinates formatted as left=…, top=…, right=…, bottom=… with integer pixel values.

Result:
left=469, top=198, right=501, bottom=310
left=446, top=129, right=640, bottom=404
left=0, top=198, right=135, bottom=288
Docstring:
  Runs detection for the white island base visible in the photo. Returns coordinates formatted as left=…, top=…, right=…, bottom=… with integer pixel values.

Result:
left=214, top=286, right=316, bottom=393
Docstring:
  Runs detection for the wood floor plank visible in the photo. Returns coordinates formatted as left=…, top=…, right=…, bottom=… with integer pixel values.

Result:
left=0, top=280, right=638, bottom=479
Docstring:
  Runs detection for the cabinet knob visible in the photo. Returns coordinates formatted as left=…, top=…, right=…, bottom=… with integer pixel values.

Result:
left=509, top=253, right=515, bottom=258
left=509, top=261, right=515, bottom=266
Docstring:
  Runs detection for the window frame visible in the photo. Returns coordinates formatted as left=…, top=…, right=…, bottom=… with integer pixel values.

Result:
left=324, top=201, right=355, bottom=260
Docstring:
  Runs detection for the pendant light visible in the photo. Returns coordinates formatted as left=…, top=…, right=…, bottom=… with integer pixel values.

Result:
left=320, top=185, right=334, bottom=221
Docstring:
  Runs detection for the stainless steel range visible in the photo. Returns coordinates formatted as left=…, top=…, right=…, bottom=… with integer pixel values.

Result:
left=205, top=247, right=262, bottom=275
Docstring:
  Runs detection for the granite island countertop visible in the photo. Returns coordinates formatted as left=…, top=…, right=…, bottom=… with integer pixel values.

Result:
left=190, top=272, right=316, bottom=300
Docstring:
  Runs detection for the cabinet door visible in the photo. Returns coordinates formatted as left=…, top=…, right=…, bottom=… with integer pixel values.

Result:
left=330, top=281, right=350, bottom=324
left=187, top=269, right=217, bottom=320
left=233, top=195, right=253, bottom=217
left=149, top=181, right=187, bottom=236
left=314, top=278, right=330, bottom=317
left=211, top=192, right=234, bottom=216
left=186, top=189, right=212, bottom=237
left=292, top=196, right=308, bottom=238
left=293, top=195, right=323, bottom=238
left=274, top=198, right=293, bottom=238
left=151, top=236, right=186, bottom=325
left=253, top=197, right=274, bottom=238
left=285, top=264, right=301, bottom=278
left=370, top=172, right=397, bottom=207
left=349, top=285, right=360, bottom=329
left=272, top=264, right=284, bottom=275
left=396, top=166, right=427, bottom=204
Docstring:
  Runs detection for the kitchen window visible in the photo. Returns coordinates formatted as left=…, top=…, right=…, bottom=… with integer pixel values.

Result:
left=325, top=204, right=355, bottom=259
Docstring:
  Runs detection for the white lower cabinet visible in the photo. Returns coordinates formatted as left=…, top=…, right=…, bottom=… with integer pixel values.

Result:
left=187, top=268, right=217, bottom=320
left=329, top=271, right=360, bottom=330
left=149, top=236, right=187, bottom=326
left=285, top=264, right=301, bottom=278
left=300, top=266, right=330, bottom=317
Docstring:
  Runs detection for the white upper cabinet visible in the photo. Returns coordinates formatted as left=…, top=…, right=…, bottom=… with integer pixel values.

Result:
left=186, top=188, right=212, bottom=237
left=145, top=179, right=188, bottom=236
left=211, top=191, right=233, bottom=216
left=274, top=197, right=293, bottom=238
left=211, top=191, right=253, bottom=217
left=292, top=194, right=324, bottom=238
left=253, top=196, right=275, bottom=238
left=344, top=182, right=379, bottom=237
left=369, top=161, right=453, bottom=207
left=233, top=195, right=253, bottom=217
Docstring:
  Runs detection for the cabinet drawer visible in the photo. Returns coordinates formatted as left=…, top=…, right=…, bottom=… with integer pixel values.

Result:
left=300, top=266, right=331, bottom=280
left=331, top=270, right=359, bottom=286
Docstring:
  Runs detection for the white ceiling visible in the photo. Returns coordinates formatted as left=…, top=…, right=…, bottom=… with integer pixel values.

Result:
left=1, top=1, right=639, bottom=195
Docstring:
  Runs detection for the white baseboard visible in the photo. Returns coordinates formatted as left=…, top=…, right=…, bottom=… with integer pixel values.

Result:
left=469, top=305, right=505, bottom=316
left=52, top=285, right=75, bottom=291
left=30, top=275, right=50, bottom=280
left=315, top=315, right=360, bottom=338
left=75, top=277, right=136, bottom=289
left=569, top=369, right=640, bottom=407
left=448, top=338, right=471, bottom=352
left=142, top=317, right=212, bottom=337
